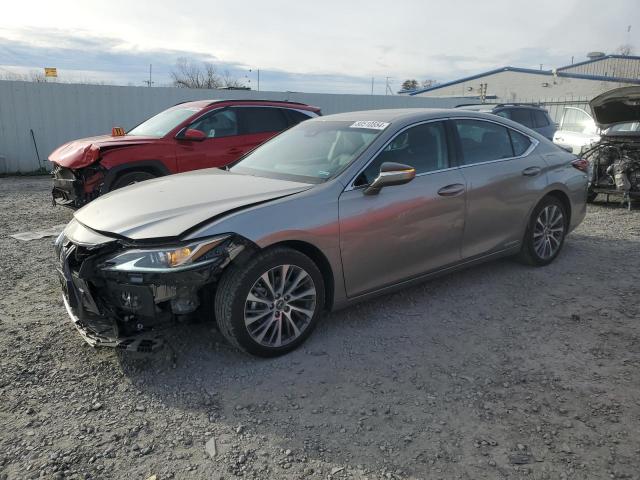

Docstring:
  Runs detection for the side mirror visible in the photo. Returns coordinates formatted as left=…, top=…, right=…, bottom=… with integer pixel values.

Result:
left=180, top=128, right=206, bottom=141
left=363, top=162, right=416, bottom=195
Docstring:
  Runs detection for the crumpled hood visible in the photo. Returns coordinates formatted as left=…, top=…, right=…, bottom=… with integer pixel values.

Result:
left=49, top=134, right=158, bottom=168
left=590, top=86, right=640, bottom=129
left=73, top=168, right=312, bottom=240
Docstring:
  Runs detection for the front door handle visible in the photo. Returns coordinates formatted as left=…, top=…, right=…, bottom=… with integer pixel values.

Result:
left=522, top=166, right=542, bottom=177
left=437, top=183, right=465, bottom=197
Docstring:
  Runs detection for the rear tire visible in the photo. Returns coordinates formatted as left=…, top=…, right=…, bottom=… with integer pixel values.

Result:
left=518, top=195, right=568, bottom=267
left=214, top=247, right=325, bottom=357
left=111, top=171, right=156, bottom=190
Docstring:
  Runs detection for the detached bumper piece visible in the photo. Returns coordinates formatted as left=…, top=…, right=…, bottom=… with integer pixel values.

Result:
left=62, top=294, right=164, bottom=352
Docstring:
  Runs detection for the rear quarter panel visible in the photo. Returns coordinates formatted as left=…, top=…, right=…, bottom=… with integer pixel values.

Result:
left=540, top=147, right=588, bottom=232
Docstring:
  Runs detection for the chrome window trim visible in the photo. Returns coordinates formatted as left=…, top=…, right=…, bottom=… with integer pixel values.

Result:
left=345, top=117, right=453, bottom=191
left=345, top=116, right=539, bottom=191
left=452, top=116, right=539, bottom=169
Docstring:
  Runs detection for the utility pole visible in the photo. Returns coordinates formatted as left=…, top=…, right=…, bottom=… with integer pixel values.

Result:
left=143, top=64, right=153, bottom=87
left=385, top=77, right=393, bottom=95
left=249, top=68, right=260, bottom=91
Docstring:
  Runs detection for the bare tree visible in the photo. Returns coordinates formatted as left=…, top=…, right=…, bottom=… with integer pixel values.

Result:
left=171, top=58, right=245, bottom=89
left=615, top=44, right=634, bottom=56
left=421, top=79, right=439, bottom=88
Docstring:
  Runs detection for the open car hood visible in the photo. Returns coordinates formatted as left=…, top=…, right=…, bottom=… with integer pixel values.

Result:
left=590, top=86, right=640, bottom=129
left=73, top=169, right=312, bottom=240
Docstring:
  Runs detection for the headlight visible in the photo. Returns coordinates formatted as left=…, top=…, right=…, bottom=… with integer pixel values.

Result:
left=102, top=235, right=230, bottom=272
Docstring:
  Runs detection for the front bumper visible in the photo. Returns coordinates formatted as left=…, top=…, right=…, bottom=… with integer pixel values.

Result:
left=56, top=232, right=247, bottom=352
left=52, top=166, right=82, bottom=207
left=52, top=165, right=105, bottom=208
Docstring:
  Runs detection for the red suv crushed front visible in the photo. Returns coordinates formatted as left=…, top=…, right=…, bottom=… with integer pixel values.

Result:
left=50, top=99, right=321, bottom=208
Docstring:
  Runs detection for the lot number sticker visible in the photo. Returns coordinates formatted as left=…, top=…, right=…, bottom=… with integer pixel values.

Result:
left=350, top=120, right=390, bottom=130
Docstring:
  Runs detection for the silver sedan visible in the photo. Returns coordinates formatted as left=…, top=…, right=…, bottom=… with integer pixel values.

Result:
left=56, top=109, right=588, bottom=356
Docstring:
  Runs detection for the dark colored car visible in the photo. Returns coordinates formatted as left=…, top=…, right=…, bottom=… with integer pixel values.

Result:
left=50, top=99, right=321, bottom=208
left=458, top=104, right=556, bottom=140
left=582, top=86, right=640, bottom=208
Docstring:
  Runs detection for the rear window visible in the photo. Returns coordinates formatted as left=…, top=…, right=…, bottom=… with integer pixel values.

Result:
left=509, top=130, right=532, bottom=156
left=533, top=110, right=550, bottom=127
left=455, top=119, right=514, bottom=165
left=236, top=107, right=288, bottom=134
left=502, top=108, right=534, bottom=128
left=284, top=109, right=313, bottom=126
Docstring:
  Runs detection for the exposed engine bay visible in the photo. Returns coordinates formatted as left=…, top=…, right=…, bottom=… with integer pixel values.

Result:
left=583, top=137, right=640, bottom=208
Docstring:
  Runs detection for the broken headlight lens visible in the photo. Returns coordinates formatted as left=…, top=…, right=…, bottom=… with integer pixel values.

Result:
left=101, top=235, right=230, bottom=272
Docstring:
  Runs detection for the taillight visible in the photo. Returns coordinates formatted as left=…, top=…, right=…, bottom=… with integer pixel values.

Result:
left=571, top=158, right=589, bottom=172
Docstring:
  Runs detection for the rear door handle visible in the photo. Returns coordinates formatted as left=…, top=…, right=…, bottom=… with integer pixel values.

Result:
left=522, top=166, right=542, bottom=177
left=437, top=183, right=465, bottom=197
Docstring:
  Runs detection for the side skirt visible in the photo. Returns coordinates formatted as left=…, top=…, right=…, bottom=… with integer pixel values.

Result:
left=333, top=246, right=521, bottom=311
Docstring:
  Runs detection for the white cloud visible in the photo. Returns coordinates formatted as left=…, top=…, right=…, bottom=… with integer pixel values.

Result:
left=1, top=0, right=638, bottom=92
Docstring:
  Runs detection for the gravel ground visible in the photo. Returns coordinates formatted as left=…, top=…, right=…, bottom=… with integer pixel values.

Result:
left=1, top=176, right=640, bottom=480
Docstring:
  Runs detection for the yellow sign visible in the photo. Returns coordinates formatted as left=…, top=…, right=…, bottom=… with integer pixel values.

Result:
left=44, top=67, right=57, bottom=78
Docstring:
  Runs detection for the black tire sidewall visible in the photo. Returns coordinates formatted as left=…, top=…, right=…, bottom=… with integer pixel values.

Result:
left=221, top=248, right=325, bottom=357
left=524, top=196, right=568, bottom=266
left=111, top=171, right=156, bottom=191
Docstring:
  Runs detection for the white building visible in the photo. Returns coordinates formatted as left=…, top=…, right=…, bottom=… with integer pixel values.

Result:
left=407, top=54, right=640, bottom=103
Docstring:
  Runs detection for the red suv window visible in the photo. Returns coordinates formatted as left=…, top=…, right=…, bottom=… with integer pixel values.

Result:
left=235, top=107, right=288, bottom=134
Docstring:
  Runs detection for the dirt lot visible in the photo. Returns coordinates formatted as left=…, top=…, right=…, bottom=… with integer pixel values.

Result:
left=1, top=176, right=640, bottom=480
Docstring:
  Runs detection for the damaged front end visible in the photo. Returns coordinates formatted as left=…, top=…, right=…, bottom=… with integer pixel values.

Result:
left=55, top=222, right=250, bottom=352
left=52, top=163, right=106, bottom=209
left=583, top=136, right=640, bottom=208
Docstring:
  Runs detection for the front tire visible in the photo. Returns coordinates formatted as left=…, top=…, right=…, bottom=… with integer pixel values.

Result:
left=518, top=196, right=568, bottom=266
left=111, top=171, right=156, bottom=190
left=214, top=247, right=325, bottom=357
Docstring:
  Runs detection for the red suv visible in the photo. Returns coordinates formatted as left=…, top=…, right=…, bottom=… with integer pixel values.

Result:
left=50, top=99, right=321, bottom=207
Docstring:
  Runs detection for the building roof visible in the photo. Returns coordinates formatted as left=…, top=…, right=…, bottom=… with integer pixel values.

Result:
left=556, top=54, right=640, bottom=72
left=406, top=64, right=640, bottom=96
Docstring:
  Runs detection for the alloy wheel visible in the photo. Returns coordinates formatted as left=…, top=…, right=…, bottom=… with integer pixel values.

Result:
left=244, top=264, right=317, bottom=348
left=533, top=205, right=564, bottom=260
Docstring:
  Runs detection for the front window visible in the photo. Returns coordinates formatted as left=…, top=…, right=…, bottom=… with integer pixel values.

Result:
left=188, top=109, right=238, bottom=138
left=128, top=106, right=202, bottom=137
left=230, top=120, right=383, bottom=183
left=355, top=121, right=449, bottom=186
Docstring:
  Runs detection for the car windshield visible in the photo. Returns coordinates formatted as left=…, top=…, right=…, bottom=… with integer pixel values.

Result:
left=230, top=120, right=384, bottom=183
left=128, top=106, right=202, bottom=137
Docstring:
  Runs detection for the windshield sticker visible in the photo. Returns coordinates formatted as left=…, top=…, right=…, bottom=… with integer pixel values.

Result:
left=349, top=120, right=390, bottom=130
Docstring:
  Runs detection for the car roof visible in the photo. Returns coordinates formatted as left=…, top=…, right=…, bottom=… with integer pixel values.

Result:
left=173, top=99, right=320, bottom=111
left=311, top=108, right=523, bottom=123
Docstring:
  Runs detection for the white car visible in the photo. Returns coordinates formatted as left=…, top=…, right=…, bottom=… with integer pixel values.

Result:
left=553, top=106, right=600, bottom=154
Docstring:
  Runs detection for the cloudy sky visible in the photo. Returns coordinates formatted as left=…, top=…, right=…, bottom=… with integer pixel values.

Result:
left=0, top=0, right=638, bottom=94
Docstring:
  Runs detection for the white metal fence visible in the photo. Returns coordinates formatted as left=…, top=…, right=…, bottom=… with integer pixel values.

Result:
left=0, top=81, right=476, bottom=174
